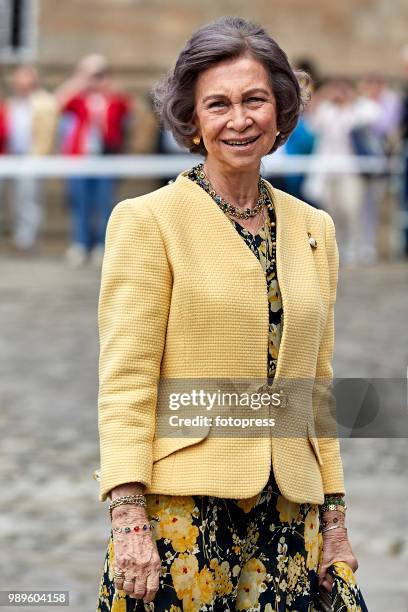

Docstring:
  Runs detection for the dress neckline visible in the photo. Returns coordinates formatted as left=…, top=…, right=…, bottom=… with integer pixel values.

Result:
left=186, top=163, right=275, bottom=240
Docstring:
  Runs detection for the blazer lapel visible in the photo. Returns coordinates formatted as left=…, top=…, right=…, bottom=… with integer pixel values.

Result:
left=263, top=180, right=298, bottom=382
left=266, top=181, right=326, bottom=381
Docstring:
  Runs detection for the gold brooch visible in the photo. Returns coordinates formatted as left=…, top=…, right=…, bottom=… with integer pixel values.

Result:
left=308, top=232, right=317, bottom=248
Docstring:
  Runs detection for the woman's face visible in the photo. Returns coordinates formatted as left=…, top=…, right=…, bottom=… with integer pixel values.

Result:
left=193, top=54, right=278, bottom=173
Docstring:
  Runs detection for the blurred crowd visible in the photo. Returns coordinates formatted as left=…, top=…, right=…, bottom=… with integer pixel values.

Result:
left=1, top=52, right=408, bottom=267
left=0, top=54, right=131, bottom=266
left=275, top=58, right=406, bottom=266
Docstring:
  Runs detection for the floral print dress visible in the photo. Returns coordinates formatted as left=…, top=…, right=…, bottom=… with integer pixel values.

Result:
left=96, top=166, right=369, bottom=612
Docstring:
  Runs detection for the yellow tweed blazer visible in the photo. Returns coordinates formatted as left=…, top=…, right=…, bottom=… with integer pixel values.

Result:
left=97, top=169, right=345, bottom=504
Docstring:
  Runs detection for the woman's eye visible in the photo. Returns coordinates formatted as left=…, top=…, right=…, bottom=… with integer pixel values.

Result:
left=247, top=97, right=264, bottom=103
left=208, top=101, right=227, bottom=108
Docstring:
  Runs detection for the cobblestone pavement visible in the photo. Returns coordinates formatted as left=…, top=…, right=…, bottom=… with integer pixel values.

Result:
left=0, top=253, right=407, bottom=612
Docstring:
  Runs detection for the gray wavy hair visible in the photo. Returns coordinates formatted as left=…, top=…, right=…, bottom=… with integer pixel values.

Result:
left=152, top=16, right=311, bottom=156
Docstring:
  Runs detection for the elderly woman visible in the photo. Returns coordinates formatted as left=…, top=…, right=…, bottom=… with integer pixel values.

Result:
left=96, top=17, right=368, bottom=612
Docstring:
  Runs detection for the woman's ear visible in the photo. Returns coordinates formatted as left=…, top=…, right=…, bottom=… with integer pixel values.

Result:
left=192, top=106, right=201, bottom=131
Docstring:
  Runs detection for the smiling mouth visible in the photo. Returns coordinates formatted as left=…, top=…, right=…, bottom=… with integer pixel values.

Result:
left=222, top=135, right=261, bottom=147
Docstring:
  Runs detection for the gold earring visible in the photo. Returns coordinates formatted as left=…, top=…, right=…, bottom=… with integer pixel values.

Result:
left=276, top=131, right=281, bottom=136
left=192, top=135, right=201, bottom=145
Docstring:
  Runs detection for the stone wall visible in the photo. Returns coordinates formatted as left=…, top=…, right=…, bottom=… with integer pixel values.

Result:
left=37, top=0, right=407, bottom=84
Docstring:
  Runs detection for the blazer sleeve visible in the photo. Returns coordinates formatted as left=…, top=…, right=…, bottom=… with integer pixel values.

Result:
left=312, top=209, right=346, bottom=495
left=97, top=199, right=172, bottom=502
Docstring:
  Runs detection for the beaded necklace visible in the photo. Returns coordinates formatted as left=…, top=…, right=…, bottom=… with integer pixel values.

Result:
left=187, top=162, right=277, bottom=272
left=193, top=162, right=267, bottom=220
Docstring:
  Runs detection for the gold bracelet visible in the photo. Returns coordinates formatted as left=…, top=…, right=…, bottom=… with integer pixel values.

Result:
left=109, top=494, right=146, bottom=520
left=322, top=525, right=347, bottom=534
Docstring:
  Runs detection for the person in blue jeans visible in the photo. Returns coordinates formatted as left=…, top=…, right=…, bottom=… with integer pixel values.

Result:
left=56, top=54, right=132, bottom=266
left=66, top=175, right=116, bottom=262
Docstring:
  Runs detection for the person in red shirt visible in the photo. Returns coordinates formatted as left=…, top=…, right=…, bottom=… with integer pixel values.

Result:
left=56, top=54, right=132, bottom=266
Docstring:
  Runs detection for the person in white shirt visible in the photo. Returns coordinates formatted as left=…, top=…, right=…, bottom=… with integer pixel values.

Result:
left=305, top=79, right=381, bottom=265
left=0, top=66, right=57, bottom=251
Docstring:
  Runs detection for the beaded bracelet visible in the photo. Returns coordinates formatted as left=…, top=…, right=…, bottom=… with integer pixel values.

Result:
left=324, top=495, right=346, bottom=507
left=320, top=505, right=347, bottom=515
left=113, top=523, right=152, bottom=534
left=321, top=494, right=347, bottom=514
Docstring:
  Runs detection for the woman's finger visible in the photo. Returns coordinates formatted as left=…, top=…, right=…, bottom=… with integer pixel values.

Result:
left=326, top=573, right=334, bottom=585
left=133, top=574, right=146, bottom=600
left=321, top=573, right=334, bottom=593
left=143, top=571, right=160, bottom=603
left=113, top=564, right=126, bottom=591
left=122, top=575, right=136, bottom=597
left=321, top=580, right=332, bottom=594
left=318, top=564, right=330, bottom=586
left=113, top=576, right=125, bottom=591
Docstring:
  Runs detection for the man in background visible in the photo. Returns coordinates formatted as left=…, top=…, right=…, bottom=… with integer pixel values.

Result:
left=0, top=66, right=57, bottom=252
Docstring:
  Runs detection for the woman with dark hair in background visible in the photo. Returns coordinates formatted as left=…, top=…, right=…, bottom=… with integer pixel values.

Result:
left=96, top=17, right=368, bottom=611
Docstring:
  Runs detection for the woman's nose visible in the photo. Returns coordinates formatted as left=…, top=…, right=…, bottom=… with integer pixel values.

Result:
left=227, top=105, right=253, bottom=131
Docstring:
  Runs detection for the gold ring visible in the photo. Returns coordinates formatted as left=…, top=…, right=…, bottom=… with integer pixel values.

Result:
left=114, top=571, right=125, bottom=579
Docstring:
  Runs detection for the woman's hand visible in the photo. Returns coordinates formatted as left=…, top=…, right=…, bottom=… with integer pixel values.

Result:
left=318, top=527, right=359, bottom=593
left=111, top=505, right=161, bottom=604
